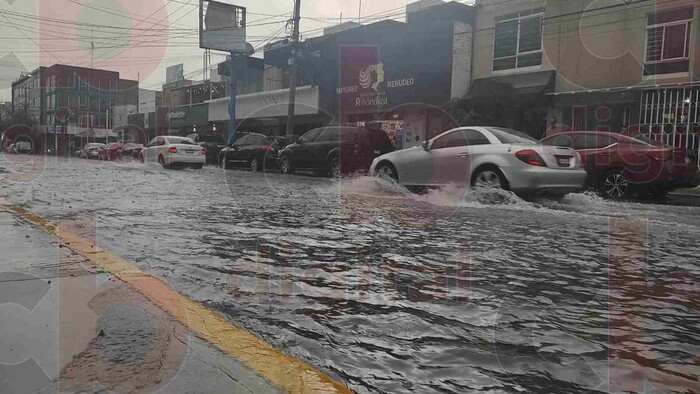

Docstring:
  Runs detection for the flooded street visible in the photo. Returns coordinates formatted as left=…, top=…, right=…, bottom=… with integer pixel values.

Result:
left=2, top=154, right=699, bottom=393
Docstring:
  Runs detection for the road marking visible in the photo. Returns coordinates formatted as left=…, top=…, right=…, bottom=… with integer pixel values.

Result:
left=2, top=202, right=352, bottom=394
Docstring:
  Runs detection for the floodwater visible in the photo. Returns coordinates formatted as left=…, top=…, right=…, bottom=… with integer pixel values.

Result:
left=2, top=154, right=699, bottom=393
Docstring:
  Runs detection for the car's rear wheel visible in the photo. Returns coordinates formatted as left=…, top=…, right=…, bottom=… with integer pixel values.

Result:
left=280, top=157, right=294, bottom=174
left=472, top=167, right=507, bottom=190
left=249, top=157, right=261, bottom=172
left=376, top=162, right=398, bottom=181
left=598, top=169, right=630, bottom=199
left=329, top=157, right=341, bottom=178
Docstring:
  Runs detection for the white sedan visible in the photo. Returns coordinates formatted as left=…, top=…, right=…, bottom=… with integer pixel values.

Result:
left=370, top=127, right=588, bottom=196
left=139, top=136, right=206, bottom=169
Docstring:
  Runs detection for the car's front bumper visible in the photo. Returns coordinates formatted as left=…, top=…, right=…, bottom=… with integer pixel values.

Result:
left=503, top=166, right=588, bottom=195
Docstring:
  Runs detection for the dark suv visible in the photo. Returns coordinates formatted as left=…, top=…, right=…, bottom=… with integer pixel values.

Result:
left=277, top=126, right=395, bottom=177
left=187, top=133, right=227, bottom=164
left=219, top=133, right=297, bottom=171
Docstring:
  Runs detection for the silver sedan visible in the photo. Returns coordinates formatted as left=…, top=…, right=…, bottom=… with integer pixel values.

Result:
left=370, top=127, right=588, bottom=196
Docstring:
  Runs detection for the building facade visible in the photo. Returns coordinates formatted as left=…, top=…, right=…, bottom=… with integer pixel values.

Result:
left=212, top=0, right=476, bottom=146
left=42, top=64, right=138, bottom=129
left=472, top=0, right=700, bottom=156
left=139, top=89, right=163, bottom=115
left=11, top=67, right=47, bottom=125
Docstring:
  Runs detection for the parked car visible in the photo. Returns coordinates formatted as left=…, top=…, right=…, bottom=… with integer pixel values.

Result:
left=370, top=127, right=587, bottom=196
left=79, top=143, right=105, bottom=160
left=120, top=143, right=144, bottom=160
left=187, top=133, right=227, bottom=164
left=98, top=142, right=144, bottom=161
left=99, top=143, right=122, bottom=161
left=139, top=136, right=206, bottom=169
left=219, top=134, right=293, bottom=171
left=278, top=126, right=395, bottom=177
left=541, top=131, right=700, bottom=199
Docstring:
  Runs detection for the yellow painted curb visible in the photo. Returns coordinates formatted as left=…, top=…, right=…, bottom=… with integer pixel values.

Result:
left=3, top=203, right=352, bottom=394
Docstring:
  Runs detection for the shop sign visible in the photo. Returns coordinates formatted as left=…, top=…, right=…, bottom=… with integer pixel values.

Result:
left=167, top=111, right=186, bottom=121
left=338, top=47, right=417, bottom=113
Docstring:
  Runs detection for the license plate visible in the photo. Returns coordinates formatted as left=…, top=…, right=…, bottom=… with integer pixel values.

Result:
left=185, top=150, right=194, bottom=154
left=557, top=158, right=570, bottom=166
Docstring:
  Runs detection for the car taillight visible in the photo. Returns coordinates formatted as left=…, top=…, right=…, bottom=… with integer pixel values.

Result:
left=169, top=147, right=178, bottom=153
left=262, top=145, right=276, bottom=153
left=201, top=148, right=207, bottom=155
left=516, top=149, right=547, bottom=167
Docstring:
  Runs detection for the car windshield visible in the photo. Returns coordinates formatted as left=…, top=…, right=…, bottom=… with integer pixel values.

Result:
left=487, top=127, right=538, bottom=144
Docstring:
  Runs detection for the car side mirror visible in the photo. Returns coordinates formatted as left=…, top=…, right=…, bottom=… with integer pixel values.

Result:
left=421, top=141, right=430, bottom=151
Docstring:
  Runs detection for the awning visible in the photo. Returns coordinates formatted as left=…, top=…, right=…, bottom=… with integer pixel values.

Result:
left=467, top=70, right=555, bottom=99
left=552, top=89, right=638, bottom=107
left=75, top=128, right=117, bottom=138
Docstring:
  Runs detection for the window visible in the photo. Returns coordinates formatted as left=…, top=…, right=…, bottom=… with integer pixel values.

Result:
left=431, top=129, right=490, bottom=149
left=432, top=131, right=467, bottom=150
left=316, top=128, right=341, bottom=143
left=300, top=128, right=324, bottom=143
left=575, top=134, right=617, bottom=150
left=248, top=135, right=268, bottom=145
left=487, top=127, right=537, bottom=144
left=233, top=136, right=250, bottom=147
left=544, top=134, right=575, bottom=148
left=493, top=10, right=543, bottom=72
left=644, top=7, right=693, bottom=76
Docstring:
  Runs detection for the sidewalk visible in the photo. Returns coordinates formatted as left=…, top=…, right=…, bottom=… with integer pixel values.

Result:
left=0, top=210, right=282, bottom=394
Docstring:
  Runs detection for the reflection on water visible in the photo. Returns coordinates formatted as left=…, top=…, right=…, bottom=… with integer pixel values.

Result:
left=2, top=156, right=699, bottom=393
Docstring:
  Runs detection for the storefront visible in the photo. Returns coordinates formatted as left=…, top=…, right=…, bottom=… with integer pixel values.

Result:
left=261, top=1, right=475, bottom=148
left=548, top=89, right=638, bottom=136
left=167, top=103, right=211, bottom=136
left=207, top=86, right=327, bottom=139
left=467, top=71, right=555, bottom=138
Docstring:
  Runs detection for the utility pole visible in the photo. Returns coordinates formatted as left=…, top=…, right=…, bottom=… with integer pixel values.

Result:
left=285, top=0, right=301, bottom=136
left=91, top=30, right=94, bottom=69
left=358, top=0, right=362, bottom=23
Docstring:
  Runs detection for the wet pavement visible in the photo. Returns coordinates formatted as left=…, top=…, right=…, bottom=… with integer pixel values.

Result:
left=0, top=207, right=282, bottom=394
left=1, top=154, right=699, bottom=393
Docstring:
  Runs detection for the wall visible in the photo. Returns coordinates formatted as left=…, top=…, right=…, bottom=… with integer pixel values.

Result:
left=474, top=0, right=699, bottom=92
left=472, top=0, right=551, bottom=81
left=208, top=86, right=320, bottom=122
left=551, top=0, right=698, bottom=93
left=451, top=21, right=472, bottom=99
left=113, top=105, right=137, bottom=128
left=138, top=89, right=161, bottom=114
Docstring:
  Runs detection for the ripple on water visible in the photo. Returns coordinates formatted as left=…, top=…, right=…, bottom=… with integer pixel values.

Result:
left=2, top=155, right=700, bottom=393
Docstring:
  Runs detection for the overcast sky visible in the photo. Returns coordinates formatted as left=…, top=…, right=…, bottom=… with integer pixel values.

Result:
left=0, top=0, right=442, bottom=101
